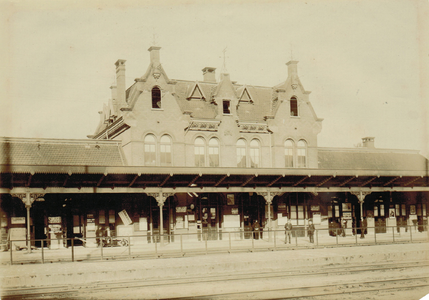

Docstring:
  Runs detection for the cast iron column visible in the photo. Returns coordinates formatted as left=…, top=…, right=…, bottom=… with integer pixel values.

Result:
left=351, top=191, right=371, bottom=239
left=11, top=192, right=45, bottom=253
left=260, top=191, right=282, bottom=242
left=150, top=192, right=174, bottom=245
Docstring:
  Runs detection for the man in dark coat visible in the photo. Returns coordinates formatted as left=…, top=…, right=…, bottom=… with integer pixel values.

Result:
left=307, top=220, right=315, bottom=243
left=285, top=220, right=293, bottom=244
left=253, top=220, right=260, bottom=240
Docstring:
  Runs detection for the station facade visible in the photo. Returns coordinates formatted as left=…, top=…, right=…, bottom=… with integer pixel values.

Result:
left=1, top=46, right=428, bottom=249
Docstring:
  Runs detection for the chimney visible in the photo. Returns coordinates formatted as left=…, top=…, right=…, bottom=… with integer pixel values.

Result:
left=202, top=67, right=216, bottom=82
left=115, top=59, right=126, bottom=107
left=286, top=60, right=298, bottom=77
left=362, top=137, right=375, bottom=148
left=148, top=46, right=161, bottom=64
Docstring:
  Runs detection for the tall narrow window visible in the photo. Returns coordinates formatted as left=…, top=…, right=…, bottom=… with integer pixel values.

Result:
left=249, top=139, right=261, bottom=168
left=208, top=138, right=220, bottom=167
left=144, top=134, right=156, bottom=165
left=194, top=137, right=205, bottom=167
left=160, top=135, right=172, bottom=166
left=223, top=100, right=231, bottom=114
left=236, top=139, right=247, bottom=167
left=290, top=97, right=298, bottom=116
left=284, top=139, right=294, bottom=168
left=152, top=86, right=161, bottom=109
left=297, top=140, right=307, bottom=168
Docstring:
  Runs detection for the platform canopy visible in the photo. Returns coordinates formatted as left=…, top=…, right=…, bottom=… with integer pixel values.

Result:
left=1, top=137, right=428, bottom=194
left=1, top=165, right=428, bottom=194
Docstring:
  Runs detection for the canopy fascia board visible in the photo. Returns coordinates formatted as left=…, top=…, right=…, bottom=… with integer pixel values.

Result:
left=1, top=165, right=428, bottom=178
left=2, top=186, right=429, bottom=195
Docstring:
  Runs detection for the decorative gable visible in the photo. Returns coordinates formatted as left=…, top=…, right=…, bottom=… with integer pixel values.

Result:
left=239, top=87, right=253, bottom=103
left=187, top=83, right=206, bottom=100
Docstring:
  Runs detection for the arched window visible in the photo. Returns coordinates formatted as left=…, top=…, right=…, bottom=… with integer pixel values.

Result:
left=249, top=139, right=261, bottom=168
left=297, top=140, right=307, bottom=168
left=194, top=137, right=205, bottom=167
left=208, top=138, right=220, bottom=167
left=284, top=139, right=294, bottom=168
left=152, top=86, right=161, bottom=109
left=290, top=97, right=298, bottom=116
left=236, top=139, right=247, bottom=168
left=160, top=135, right=172, bottom=166
left=144, top=134, right=156, bottom=165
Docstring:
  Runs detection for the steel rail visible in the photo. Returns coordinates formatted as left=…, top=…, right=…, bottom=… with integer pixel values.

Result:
left=3, top=260, right=429, bottom=299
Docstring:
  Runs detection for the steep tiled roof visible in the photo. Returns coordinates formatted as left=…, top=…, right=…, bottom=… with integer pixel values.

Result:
left=236, top=85, right=273, bottom=121
left=174, top=81, right=218, bottom=119
left=0, top=138, right=125, bottom=166
left=173, top=80, right=274, bottom=121
left=318, top=148, right=428, bottom=172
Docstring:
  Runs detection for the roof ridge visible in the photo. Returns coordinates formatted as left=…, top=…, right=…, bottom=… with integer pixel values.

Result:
left=0, top=137, right=122, bottom=145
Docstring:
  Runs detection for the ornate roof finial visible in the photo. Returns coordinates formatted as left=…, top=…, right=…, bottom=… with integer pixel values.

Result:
left=152, top=27, right=158, bottom=46
left=222, top=47, right=228, bottom=73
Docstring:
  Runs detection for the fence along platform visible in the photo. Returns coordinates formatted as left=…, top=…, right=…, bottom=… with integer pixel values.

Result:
left=1, top=225, right=428, bottom=265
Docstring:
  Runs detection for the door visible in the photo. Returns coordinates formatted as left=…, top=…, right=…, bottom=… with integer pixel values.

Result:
left=374, top=202, right=386, bottom=233
left=201, top=206, right=218, bottom=240
left=33, top=202, right=47, bottom=248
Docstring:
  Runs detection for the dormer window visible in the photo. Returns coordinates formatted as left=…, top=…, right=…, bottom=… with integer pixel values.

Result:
left=290, top=97, right=298, bottom=116
left=239, top=88, right=253, bottom=103
left=223, top=100, right=231, bottom=114
left=188, top=84, right=205, bottom=100
left=152, top=86, right=161, bottom=109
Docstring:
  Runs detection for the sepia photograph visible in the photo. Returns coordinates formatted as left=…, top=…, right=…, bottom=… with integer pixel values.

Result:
left=0, top=0, right=428, bottom=299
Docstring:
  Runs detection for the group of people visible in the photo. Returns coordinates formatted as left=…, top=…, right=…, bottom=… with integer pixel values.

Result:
left=252, top=217, right=371, bottom=244
left=284, top=219, right=316, bottom=244
left=329, top=218, right=348, bottom=237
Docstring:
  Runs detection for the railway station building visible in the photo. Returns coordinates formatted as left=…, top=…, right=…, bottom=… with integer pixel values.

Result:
left=1, top=46, right=428, bottom=249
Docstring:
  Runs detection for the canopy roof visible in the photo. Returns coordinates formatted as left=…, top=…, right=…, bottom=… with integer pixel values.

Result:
left=1, top=138, right=427, bottom=192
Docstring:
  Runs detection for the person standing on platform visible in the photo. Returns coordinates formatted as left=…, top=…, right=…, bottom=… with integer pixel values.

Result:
left=307, top=220, right=315, bottom=243
left=253, top=220, right=260, bottom=240
left=341, top=218, right=347, bottom=237
left=360, top=217, right=367, bottom=239
left=285, top=220, right=293, bottom=244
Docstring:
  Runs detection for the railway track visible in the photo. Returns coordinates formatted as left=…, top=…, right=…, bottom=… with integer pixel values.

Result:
left=189, top=277, right=429, bottom=300
left=3, top=260, right=429, bottom=299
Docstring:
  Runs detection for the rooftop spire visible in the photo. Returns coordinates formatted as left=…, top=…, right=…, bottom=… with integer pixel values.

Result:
left=221, top=47, right=228, bottom=73
left=152, top=27, right=158, bottom=46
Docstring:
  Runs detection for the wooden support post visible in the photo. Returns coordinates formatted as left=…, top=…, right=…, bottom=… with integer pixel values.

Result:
left=11, top=192, right=45, bottom=254
left=71, top=238, right=74, bottom=262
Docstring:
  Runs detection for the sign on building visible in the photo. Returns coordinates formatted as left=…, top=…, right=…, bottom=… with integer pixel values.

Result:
left=118, top=209, right=132, bottom=226
left=48, top=216, right=61, bottom=224
left=176, top=206, right=187, bottom=213
left=11, top=217, right=25, bottom=224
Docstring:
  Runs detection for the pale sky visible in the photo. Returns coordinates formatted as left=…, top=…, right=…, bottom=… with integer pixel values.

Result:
left=1, top=0, right=428, bottom=157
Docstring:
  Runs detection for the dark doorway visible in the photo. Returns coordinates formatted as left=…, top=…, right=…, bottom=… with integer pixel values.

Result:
left=33, top=201, right=47, bottom=247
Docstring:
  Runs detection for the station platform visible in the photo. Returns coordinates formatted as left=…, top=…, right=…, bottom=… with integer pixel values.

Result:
left=1, top=227, right=427, bottom=266
left=1, top=241, right=428, bottom=291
